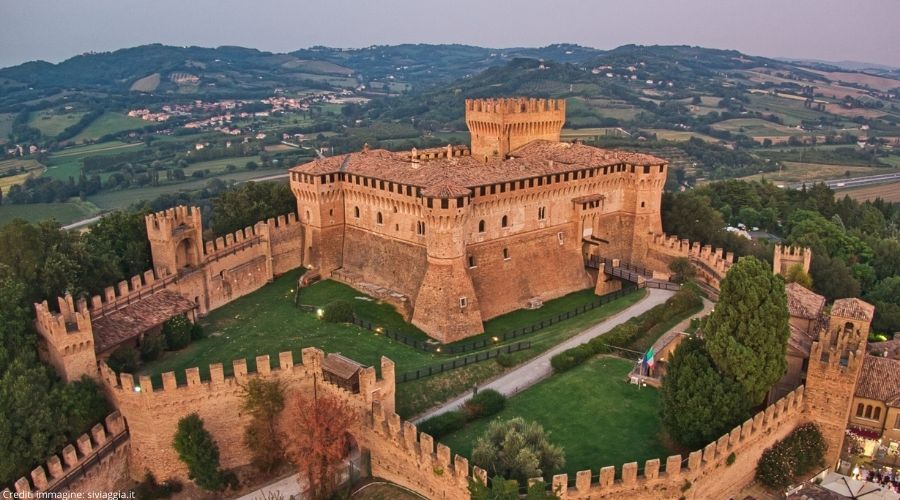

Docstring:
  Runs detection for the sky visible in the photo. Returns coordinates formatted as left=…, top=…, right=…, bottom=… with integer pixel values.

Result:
left=1, top=0, right=899, bottom=69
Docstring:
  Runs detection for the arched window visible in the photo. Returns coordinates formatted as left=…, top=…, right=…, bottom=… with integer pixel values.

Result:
left=376, top=212, right=383, bottom=225
left=501, top=215, right=508, bottom=228
left=857, top=403, right=865, bottom=417
left=874, top=407, right=881, bottom=420
left=865, top=405, right=873, bottom=419
left=478, top=220, right=485, bottom=233
left=354, top=206, right=360, bottom=218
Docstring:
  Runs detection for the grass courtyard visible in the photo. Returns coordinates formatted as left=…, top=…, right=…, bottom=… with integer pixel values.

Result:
left=137, top=269, right=647, bottom=420
left=440, top=356, right=672, bottom=476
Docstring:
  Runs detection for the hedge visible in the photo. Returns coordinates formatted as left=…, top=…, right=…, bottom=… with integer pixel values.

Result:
left=550, top=287, right=702, bottom=373
left=756, top=423, right=826, bottom=489
left=418, top=411, right=466, bottom=439
left=323, top=300, right=354, bottom=323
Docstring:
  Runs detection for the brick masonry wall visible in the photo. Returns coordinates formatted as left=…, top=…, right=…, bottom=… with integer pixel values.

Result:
left=341, top=225, right=428, bottom=301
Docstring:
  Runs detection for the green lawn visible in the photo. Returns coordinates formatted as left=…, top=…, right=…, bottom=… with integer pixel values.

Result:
left=70, top=112, right=146, bottom=143
left=0, top=200, right=100, bottom=226
left=440, top=356, right=671, bottom=476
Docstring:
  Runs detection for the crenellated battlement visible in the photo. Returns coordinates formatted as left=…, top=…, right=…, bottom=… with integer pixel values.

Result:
left=773, top=244, right=812, bottom=276
left=34, top=294, right=92, bottom=339
left=465, top=97, right=566, bottom=114
left=144, top=205, right=202, bottom=239
left=34, top=294, right=97, bottom=382
left=547, top=386, right=806, bottom=499
left=203, top=224, right=265, bottom=259
left=88, top=269, right=176, bottom=318
left=644, top=232, right=734, bottom=288
left=8, top=412, right=128, bottom=496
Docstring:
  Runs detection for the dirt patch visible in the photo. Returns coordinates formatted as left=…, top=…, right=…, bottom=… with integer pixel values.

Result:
left=839, top=181, right=900, bottom=203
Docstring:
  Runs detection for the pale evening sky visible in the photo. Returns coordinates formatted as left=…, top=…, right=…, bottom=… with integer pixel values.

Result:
left=1, top=0, right=898, bottom=69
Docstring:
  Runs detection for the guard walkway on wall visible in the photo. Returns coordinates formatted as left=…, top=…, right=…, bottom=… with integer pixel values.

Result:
left=585, top=255, right=680, bottom=291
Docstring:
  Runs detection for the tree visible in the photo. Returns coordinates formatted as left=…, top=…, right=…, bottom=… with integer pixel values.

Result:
left=172, top=413, right=227, bottom=491
left=660, top=338, right=751, bottom=449
left=279, top=390, right=356, bottom=500
left=210, top=182, right=295, bottom=236
left=55, top=377, right=110, bottom=441
left=809, top=254, right=861, bottom=301
left=668, top=257, right=695, bottom=284
left=783, top=263, right=812, bottom=289
left=471, top=417, right=564, bottom=484
left=241, top=378, right=286, bottom=472
left=865, top=277, right=900, bottom=334
left=82, top=210, right=152, bottom=278
left=704, top=256, right=789, bottom=405
left=0, top=273, right=35, bottom=368
left=163, top=315, right=193, bottom=350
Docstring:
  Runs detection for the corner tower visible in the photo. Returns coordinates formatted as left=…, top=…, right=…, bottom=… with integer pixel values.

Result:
left=465, top=98, right=565, bottom=159
left=34, top=295, right=97, bottom=382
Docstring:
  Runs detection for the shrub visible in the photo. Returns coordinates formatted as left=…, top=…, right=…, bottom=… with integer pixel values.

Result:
left=495, top=353, right=515, bottom=367
left=322, top=300, right=354, bottom=323
left=418, top=411, right=465, bottom=439
left=107, top=346, right=140, bottom=373
left=139, top=334, right=166, bottom=362
left=163, top=315, right=193, bottom=350
left=756, top=423, right=826, bottom=489
left=190, top=322, right=206, bottom=341
left=463, top=389, right=506, bottom=421
left=172, top=413, right=228, bottom=491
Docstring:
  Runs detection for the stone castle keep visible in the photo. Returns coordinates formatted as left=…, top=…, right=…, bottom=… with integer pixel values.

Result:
left=291, top=97, right=667, bottom=342
left=11, top=97, right=885, bottom=499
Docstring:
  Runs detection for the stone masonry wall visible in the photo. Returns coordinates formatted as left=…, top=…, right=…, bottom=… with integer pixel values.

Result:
left=340, top=225, right=428, bottom=303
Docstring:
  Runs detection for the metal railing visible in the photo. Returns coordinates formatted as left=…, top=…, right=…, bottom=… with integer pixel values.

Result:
left=396, top=342, right=532, bottom=383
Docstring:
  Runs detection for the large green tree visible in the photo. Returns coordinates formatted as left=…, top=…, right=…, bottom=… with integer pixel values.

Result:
left=172, top=413, right=227, bottom=491
left=210, top=182, right=296, bottom=236
left=660, top=338, right=752, bottom=448
left=704, top=256, right=790, bottom=405
left=472, top=418, right=564, bottom=484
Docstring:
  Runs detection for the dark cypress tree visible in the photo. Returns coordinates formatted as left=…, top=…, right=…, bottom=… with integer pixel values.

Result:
left=172, top=413, right=226, bottom=491
left=705, top=256, right=790, bottom=405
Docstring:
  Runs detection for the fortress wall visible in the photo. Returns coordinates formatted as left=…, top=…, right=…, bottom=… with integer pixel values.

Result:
left=468, top=222, right=591, bottom=320
left=265, top=213, right=304, bottom=275
left=10, top=412, right=130, bottom=496
left=549, top=386, right=807, bottom=499
left=773, top=244, right=812, bottom=276
left=639, top=233, right=734, bottom=287
left=98, top=348, right=395, bottom=481
left=340, top=225, right=428, bottom=304
left=201, top=229, right=272, bottom=310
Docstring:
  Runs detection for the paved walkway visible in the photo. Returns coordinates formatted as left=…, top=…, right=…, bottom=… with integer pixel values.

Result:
left=413, top=288, right=675, bottom=423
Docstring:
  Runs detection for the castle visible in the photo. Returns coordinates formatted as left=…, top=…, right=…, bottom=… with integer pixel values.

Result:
left=290, top=97, right=667, bottom=342
left=12, top=97, right=895, bottom=499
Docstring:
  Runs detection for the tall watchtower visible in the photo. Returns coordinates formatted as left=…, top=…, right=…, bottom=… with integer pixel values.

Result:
left=465, top=98, right=565, bottom=159
left=773, top=245, right=812, bottom=277
left=145, top=206, right=204, bottom=276
left=34, top=295, right=97, bottom=382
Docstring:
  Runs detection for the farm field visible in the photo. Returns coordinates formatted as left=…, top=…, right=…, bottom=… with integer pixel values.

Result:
left=440, top=356, right=671, bottom=476
left=86, top=169, right=284, bottom=209
left=839, top=181, right=900, bottom=203
left=644, top=129, right=719, bottom=142
left=806, top=69, right=900, bottom=93
left=746, top=94, right=839, bottom=126
left=0, top=158, right=44, bottom=191
left=26, top=109, right=87, bottom=137
left=0, top=200, right=100, bottom=226
left=711, top=118, right=800, bottom=137
left=182, top=155, right=262, bottom=176
left=43, top=141, right=147, bottom=180
left=129, top=73, right=161, bottom=92
left=739, top=161, right=895, bottom=184
left=69, top=112, right=146, bottom=143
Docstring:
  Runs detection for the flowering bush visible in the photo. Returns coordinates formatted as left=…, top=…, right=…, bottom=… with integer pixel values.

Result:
left=756, top=423, right=826, bottom=489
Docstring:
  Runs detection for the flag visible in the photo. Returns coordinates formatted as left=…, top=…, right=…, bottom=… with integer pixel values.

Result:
left=643, top=347, right=655, bottom=373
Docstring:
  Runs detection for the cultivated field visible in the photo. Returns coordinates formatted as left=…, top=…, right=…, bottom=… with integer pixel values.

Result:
left=807, top=69, right=900, bottom=92
left=27, top=109, right=87, bottom=137
left=739, top=161, right=895, bottom=184
left=839, top=181, right=900, bottom=203
left=129, top=73, right=161, bottom=92
left=712, top=118, right=800, bottom=137
left=69, top=112, right=146, bottom=143
left=43, top=141, right=145, bottom=180
left=0, top=158, right=44, bottom=191
left=0, top=200, right=100, bottom=226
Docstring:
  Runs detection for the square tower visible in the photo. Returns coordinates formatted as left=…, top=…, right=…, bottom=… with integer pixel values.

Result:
left=465, top=97, right=565, bottom=159
left=145, top=206, right=204, bottom=276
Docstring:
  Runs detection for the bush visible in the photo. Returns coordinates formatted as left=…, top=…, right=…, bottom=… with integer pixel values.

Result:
left=495, top=353, right=515, bottom=367
left=756, top=423, right=826, bottom=489
left=140, top=334, right=166, bottom=362
left=163, top=315, right=193, bottom=350
left=190, top=322, right=205, bottom=341
left=322, top=300, right=354, bottom=323
left=173, top=414, right=228, bottom=491
left=418, top=411, right=465, bottom=439
left=107, top=346, right=140, bottom=373
left=463, top=389, right=506, bottom=421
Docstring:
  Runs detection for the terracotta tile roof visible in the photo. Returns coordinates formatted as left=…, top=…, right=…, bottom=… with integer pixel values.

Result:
left=290, top=140, right=666, bottom=198
left=855, top=355, right=900, bottom=407
left=831, top=298, right=875, bottom=322
left=787, top=323, right=814, bottom=356
left=572, top=193, right=607, bottom=204
left=785, top=282, right=826, bottom=320
left=92, top=290, right=197, bottom=354
left=322, top=353, right=366, bottom=380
